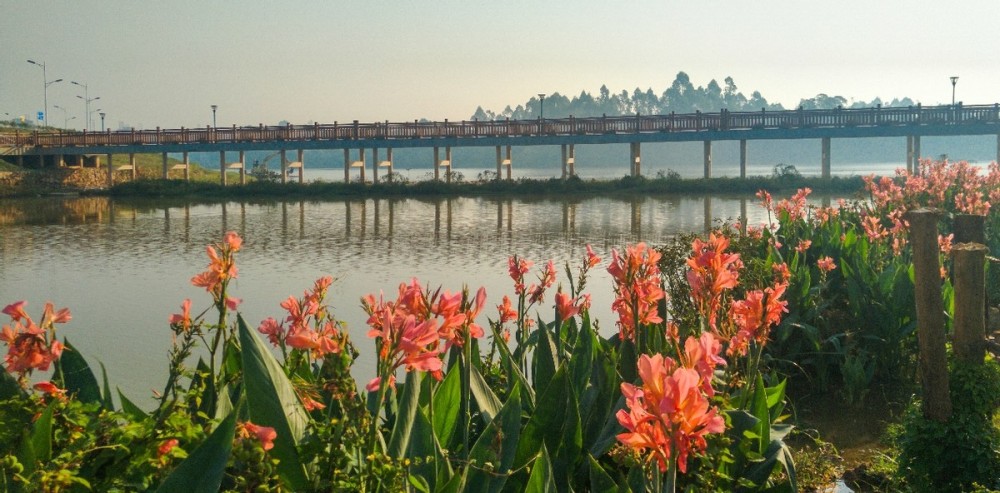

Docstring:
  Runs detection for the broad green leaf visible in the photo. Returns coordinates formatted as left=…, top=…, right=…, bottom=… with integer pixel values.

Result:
left=552, top=386, right=583, bottom=493
left=569, top=324, right=596, bottom=397
left=0, top=370, right=23, bottom=400
left=525, top=445, right=556, bottom=493
left=118, top=388, right=148, bottom=421
left=31, top=403, right=54, bottom=462
left=532, top=324, right=558, bottom=391
left=489, top=321, right=536, bottom=409
left=751, top=374, right=770, bottom=456
left=432, top=365, right=462, bottom=447
left=388, top=371, right=422, bottom=459
left=435, top=468, right=467, bottom=493
left=155, top=411, right=236, bottom=493
left=468, top=381, right=522, bottom=493
left=57, top=338, right=101, bottom=404
left=587, top=454, right=619, bottom=493
left=589, top=395, right=625, bottom=457
left=408, top=406, right=444, bottom=490
left=515, top=365, right=569, bottom=469
left=238, top=314, right=309, bottom=490
left=99, top=361, right=114, bottom=410
left=469, top=364, right=501, bottom=424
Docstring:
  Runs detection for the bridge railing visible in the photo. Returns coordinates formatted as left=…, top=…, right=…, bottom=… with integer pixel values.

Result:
left=11, top=104, right=1000, bottom=150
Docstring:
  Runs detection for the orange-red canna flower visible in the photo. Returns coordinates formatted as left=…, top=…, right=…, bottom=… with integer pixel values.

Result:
left=168, top=299, right=192, bottom=332
left=240, top=421, right=276, bottom=451
left=686, top=234, right=741, bottom=333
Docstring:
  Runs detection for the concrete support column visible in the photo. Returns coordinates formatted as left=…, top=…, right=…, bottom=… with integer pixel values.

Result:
left=183, top=152, right=190, bottom=181
left=76, top=155, right=83, bottom=167
left=280, top=149, right=288, bottom=184
left=360, top=147, right=366, bottom=183
left=373, top=148, right=380, bottom=184
left=495, top=146, right=502, bottom=180
left=162, top=152, right=169, bottom=179
left=445, top=147, right=453, bottom=184
left=561, top=144, right=568, bottom=179
left=130, top=154, right=137, bottom=181
left=220, top=151, right=227, bottom=186
left=906, top=136, right=914, bottom=174
left=505, top=145, right=512, bottom=180
left=387, top=148, right=394, bottom=178
left=703, top=140, right=712, bottom=179
left=630, top=142, right=641, bottom=177
left=344, top=149, right=351, bottom=183
left=434, top=147, right=440, bottom=180
left=297, top=149, right=303, bottom=184
left=821, top=137, right=831, bottom=179
left=568, top=144, right=576, bottom=176
left=240, top=150, right=247, bottom=185
left=739, top=139, right=747, bottom=179
left=107, top=153, right=114, bottom=188
left=913, top=136, right=920, bottom=172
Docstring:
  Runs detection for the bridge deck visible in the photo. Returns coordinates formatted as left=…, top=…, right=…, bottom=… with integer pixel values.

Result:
left=3, top=103, right=1000, bottom=156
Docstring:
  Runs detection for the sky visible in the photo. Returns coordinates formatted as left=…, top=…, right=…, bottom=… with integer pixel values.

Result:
left=4, top=1, right=1000, bottom=131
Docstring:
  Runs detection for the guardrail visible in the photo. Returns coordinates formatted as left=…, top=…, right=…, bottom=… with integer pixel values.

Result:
left=8, top=103, right=1000, bottom=149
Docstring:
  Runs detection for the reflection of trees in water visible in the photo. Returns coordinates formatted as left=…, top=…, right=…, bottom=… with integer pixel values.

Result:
left=0, top=196, right=113, bottom=226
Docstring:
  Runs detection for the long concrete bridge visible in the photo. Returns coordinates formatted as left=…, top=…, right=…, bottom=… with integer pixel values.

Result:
left=3, top=103, right=1000, bottom=186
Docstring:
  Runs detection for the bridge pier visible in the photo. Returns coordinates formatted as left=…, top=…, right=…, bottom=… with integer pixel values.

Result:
left=434, top=146, right=453, bottom=182
left=495, top=145, right=512, bottom=180
left=183, top=152, right=190, bottom=181
left=630, top=142, right=641, bottom=177
left=821, top=137, right=831, bottom=179
left=906, top=136, right=914, bottom=174
left=383, top=148, right=394, bottom=181
left=703, top=140, right=712, bottom=178
left=913, top=136, right=920, bottom=172
left=373, top=148, right=380, bottom=183
left=220, top=151, right=227, bottom=186
left=162, top=152, right=169, bottom=179
left=106, top=153, right=113, bottom=188
left=561, top=144, right=576, bottom=178
left=239, top=151, right=248, bottom=185
left=287, top=149, right=303, bottom=184
left=281, top=150, right=288, bottom=184
left=739, top=139, right=747, bottom=179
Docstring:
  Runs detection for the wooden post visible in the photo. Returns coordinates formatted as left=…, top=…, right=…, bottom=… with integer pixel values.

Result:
left=906, top=208, right=952, bottom=422
left=703, top=140, right=712, bottom=178
left=952, top=242, right=988, bottom=364
left=954, top=214, right=986, bottom=244
left=739, top=139, right=747, bottom=179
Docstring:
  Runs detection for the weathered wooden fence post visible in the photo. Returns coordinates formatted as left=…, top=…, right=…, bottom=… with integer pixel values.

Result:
left=952, top=242, right=988, bottom=364
left=906, top=208, right=952, bottom=421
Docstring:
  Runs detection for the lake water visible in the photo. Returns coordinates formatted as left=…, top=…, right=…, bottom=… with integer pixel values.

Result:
left=0, top=189, right=844, bottom=405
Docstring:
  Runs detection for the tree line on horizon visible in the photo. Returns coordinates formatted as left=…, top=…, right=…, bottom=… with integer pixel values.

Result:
left=470, top=71, right=917, bottom=121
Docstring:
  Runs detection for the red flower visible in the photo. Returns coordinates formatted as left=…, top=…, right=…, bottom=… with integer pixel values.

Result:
left=686, top=234, right=741, bottom=333
left=240, top=421, right=276, bottom=451
left=157, top=438, right=179, bottom=457
left=608, top=243, right=665, bottom=342
left=168, top=299, right=192, bottom=332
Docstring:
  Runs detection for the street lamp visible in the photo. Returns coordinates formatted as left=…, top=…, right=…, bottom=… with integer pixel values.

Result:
left=90, top=108, right=102, bottom=130
left=52, top=104, right=70, bottom=129
left=950, top=76, right=959, bottom=105
left=27, top=60, right=62, bottom=128
left=99, top=112, right=106, bottom=131
left=538, top=93, right=546, bottom=119
left=71, top=81, right=99, bottom=131
left=211, top=105, right=218, bottom=127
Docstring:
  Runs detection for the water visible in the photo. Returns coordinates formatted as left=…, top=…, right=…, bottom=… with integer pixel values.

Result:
left=0, top=191, right=842, bottom=406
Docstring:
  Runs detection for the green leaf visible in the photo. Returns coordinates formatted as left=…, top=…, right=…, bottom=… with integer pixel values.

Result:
left=435, top=468, right=467, bottom=493
left=155, top=411, right=237, bottom=493
left=408, top=406, right=446, bottom=490
left=515, top=365, right=569, bottom=469
left=388, top=371, right=422, bottom=459
left=99, top=361, right=114, bottom=410
left=525, top=445, right=556, bottom=493
left=238, top=314, right=309, bottom=490
left=0, top=370, right=23, bottom=400
left=468, top=381, right=523, bottom=493
left=532, top=325, right=558, bottom=391
left=30, top=403, right=54, bottom=462
left=469, top=364, right=502, bottom=424
left=57, top=338, right=101, bottom=404
left=589, top=395, right=625, bottom=457
left=118, top=388, right=149, bottom=421
left=433, top=365, right=462, bottom=447
left=587, top=454, right=619, bottom=493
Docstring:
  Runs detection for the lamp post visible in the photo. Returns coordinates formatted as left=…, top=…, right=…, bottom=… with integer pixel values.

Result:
left=950, top=76, right=959, bottom=105
left=71, top=81, right=99, bottom=131
left=90, top=108, right=102, bottom=130
left=99, top=112, right=106, bottom=132
left=538, top=93, right=546, bottom=119
left=53, top=104, right=69, bottom=129
left=211, top=105, right=218, bottom=127
left=27, top=60, right=62, bottom=128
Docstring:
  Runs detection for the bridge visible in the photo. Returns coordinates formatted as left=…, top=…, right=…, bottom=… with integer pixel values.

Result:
left=3, top=103, right=1000, bottom=186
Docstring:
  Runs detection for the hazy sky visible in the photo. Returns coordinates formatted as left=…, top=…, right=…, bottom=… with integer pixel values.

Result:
left=4, top=1, right=999, bottom=130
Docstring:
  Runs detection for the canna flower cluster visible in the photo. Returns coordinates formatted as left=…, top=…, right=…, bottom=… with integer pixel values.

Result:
left=727, top=282, right=789, bottom=357
left=191, top=231, right=243, bottom=310
left=238, top=421, right=277, bottom=452
left=1, top=301, right=70, bottom=381
left=258, top=276, right=343, bottom=359
left=616, top=343, right=726, bottom=474
left=362, top=279, right=486, bottom=391
left=608, top=243, right=665, bottom=342
left=686, top=234, right=741, bottom=334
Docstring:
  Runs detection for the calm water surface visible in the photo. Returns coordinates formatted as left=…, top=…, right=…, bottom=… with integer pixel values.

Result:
left=0, top=193, right=833, bottom=404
